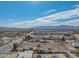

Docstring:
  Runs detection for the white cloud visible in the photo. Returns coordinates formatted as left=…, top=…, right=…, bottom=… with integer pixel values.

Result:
left=74, top=4, right=79, bottom=9
left=8, top=6, right=79, bottom=28
left=46, top=9, right=56, bottom=14
left=9, top=19, right=59, bottom=28
left=46, top=8, right=79, bottom=21
left=62, top=19, right=79, bottom=26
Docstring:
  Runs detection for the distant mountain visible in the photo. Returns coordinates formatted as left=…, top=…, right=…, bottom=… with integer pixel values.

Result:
left=0, top=27, right=31, bottom=31
left=33, top=25, right=79, bottom=30
left=0, top=25, right=79, bottom=31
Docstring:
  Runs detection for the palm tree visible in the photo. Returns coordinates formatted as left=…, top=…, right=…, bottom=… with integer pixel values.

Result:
left=37, top=44, right=40, bottom=47
left=24, top=35, right=31, bottom=41
left=37, top=55, right=41, bottom=58
left=12, top=43, right=17, bottom=51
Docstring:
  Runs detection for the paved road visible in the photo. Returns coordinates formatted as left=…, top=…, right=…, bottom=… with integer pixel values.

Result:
left=0, top=31, right=33, bottom=54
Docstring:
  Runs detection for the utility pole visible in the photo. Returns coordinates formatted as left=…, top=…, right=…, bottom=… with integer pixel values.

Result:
left=42, top=34, right=46, bottom=54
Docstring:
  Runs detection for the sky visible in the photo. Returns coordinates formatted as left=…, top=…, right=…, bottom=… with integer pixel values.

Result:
left=0, top=1, right=79, bottom=28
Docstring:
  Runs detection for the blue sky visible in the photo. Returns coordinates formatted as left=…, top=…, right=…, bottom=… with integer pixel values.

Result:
left=0, top=1, right=79, bottom=28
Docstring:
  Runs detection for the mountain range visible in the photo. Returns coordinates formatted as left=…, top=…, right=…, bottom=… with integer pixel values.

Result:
left=0, top=25, right=79, bottom=31
left=33, top=25, right=79, bottom=30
